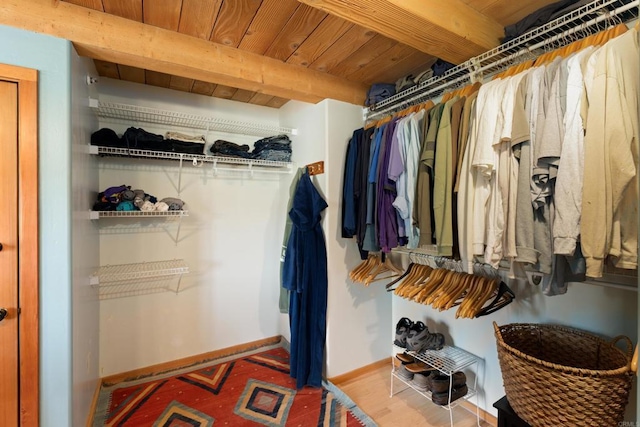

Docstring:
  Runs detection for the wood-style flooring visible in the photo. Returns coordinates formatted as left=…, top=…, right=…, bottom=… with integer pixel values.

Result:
left=336, top=362, right=495, bottom=427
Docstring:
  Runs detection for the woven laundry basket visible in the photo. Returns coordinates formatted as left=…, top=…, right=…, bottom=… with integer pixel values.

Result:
left=494, top=322, right=634, bottom=426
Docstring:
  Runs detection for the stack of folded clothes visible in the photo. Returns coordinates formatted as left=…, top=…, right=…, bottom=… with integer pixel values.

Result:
left=208, top=134, right=292, bottom=162
left=92, top=185, right=186, bottom=212
left=251, top=134, right=291, bottom=162
left=208, top=140, right=253, bottom=159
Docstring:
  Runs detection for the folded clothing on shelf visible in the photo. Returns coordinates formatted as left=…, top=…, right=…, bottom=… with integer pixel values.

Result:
left=209, top=135, right=292, bottom=162
left=91, top=127, right=293, bottom=162
left=365, top=83, right=396, bottom=106
left=209, top=139, right=253, bottom=159
left=92, top=184, right=184, bottom=212
left=91, top=127, right=204, bottom=155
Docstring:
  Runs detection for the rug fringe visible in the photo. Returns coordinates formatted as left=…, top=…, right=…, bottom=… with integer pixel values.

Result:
left=93, top=383, right=112, bottom=427
left=322, top=380, right=378, bottom=427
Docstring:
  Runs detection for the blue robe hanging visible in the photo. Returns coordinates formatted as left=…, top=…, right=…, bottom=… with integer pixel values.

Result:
left=282, top=171, right=328, bottom=389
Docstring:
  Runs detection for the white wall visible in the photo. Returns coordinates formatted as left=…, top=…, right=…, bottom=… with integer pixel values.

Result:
left=0, top=25, right=74, bottom=426
left=390, top=258, right=638, bottom=420
left=97, top=79, right=286, bottom=376
left=70, top=50, right=100, bottom=426
left=324, top=100, right=392, bottom=377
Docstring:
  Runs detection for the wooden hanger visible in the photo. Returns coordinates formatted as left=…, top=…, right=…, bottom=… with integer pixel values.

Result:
left=363, top=255, right=401, bottom=286
left=350, top=255, right=376, bottom=282
left=414, top=268, right=448, bottom=303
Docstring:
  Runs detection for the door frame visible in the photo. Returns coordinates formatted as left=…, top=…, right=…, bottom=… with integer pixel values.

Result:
left=0, top=63, right=39, bottom=425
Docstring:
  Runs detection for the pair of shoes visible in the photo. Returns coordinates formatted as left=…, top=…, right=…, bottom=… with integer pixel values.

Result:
left=394, top=318, right=446, bottom=352
left=428, top=371, right=466, bottom=393
left=431, top=384, right=468, bottom=406
left=407, top=322, right=445, bottom=352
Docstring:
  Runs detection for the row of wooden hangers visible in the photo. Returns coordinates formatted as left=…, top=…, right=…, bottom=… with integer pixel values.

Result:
left=493, top=21, right=629, bottom=80
left=349, top=254, right=403, bottom=286
left=364, top=99, right=434, bottom=130
left=386, top=263, right=514, bottom=319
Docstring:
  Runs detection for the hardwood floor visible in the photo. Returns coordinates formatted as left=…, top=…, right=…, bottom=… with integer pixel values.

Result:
left=335, top=360, right=495, bottom=427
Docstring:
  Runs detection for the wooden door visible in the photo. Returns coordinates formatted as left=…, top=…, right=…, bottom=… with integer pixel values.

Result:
left=0, top=79, right=19, bottom=427
left=0, top=64, right=39, bottom=426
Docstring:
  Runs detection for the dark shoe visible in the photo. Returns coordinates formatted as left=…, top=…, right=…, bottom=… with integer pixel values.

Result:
left=428, top=371, right=466, bottom=394
left=407, top=322, right=445, bottom=352
left=431, top=384, right=468, bottom=406
left=405, top=321, right=427, bottom=351
left=394, top=317, right=414, bottom=348
left=395, top=352, right=414, bottom=364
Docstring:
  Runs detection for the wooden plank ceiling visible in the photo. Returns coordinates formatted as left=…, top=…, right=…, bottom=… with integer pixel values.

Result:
left=61, top=0, right=558, bottom=108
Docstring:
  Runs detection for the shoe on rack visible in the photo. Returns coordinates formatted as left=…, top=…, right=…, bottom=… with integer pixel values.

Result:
left=410, top=372, right=431, bottom=392
left=405, top=321, right=426, bottom=351
left=395, top=352, right=414, bottom=364
left=431, top=384, right=468, bottom=406
left=394, top=317, right=414, bottom=348
left=405, top=361, right=437, bottom=374
left=396, top=365, right=414, bottom=382
left=428, top=371, right=467, bottom=394
left=407, top=322, right=446, bottom=352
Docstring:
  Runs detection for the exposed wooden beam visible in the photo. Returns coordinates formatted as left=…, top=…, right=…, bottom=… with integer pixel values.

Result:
left=297, top=0, right=504, bottom=64
left=0, top=0, right=367, bottom=105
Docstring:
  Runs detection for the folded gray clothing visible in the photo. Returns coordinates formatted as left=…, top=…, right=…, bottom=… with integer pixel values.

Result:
left=133, top=189, right=145, bottom=200
left=160, top=197, right=185, bottom=210
left=121, top=189, right=135, bottom=201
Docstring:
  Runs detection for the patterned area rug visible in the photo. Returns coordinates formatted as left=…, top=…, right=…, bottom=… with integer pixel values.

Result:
left=93, top=345, right=377, bottom=426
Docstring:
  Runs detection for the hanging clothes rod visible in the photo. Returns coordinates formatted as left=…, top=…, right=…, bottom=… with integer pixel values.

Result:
left=392, top=248, right=500, bottom=279
left=365, top=0, right=639, bottom=122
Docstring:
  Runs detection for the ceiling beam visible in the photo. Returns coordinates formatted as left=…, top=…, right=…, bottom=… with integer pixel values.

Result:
left=297, top=0, right=505, bottom=64
left=0, top=0, right=368, bottom=105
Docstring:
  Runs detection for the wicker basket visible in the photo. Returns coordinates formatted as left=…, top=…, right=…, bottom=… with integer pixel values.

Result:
left=494, top=322, right=634, bottom=426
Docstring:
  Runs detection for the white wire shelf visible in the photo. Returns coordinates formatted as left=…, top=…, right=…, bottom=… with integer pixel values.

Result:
left=90, top=99, right=297, bottom=137
left=90, top=145, right=293, bottom=172
left=90, top=259, right=189, bottom=286
left=390, top=370, right=477, bottom=410
left=393, top=344, right=481, bottom=374
left=366, top=0, right=639, bottom=121
left=90, top=210, right=188, bottom=219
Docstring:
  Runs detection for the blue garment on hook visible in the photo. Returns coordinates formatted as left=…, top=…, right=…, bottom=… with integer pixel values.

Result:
left=282, top=171, right=328, bottom=389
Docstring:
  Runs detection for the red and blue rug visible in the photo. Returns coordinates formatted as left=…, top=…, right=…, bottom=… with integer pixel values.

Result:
left=93, top=345, right=376, bottom=427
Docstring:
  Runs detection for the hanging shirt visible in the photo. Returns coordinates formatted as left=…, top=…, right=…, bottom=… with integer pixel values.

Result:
left=416, top=103, right=444, bottom=246
left=433, top=97, right=459, bottom=256
left=582, top=28, right=639, bottom=277
left=362, top=125, right=385, bottom=252
left=554, top=47, right=593, bottom=256
left=377, top=118, right=400, bottom=252
left=341, top=129, right=361, bottom=238
left=395, top=108, right=428, bottom=249
left=355, top=127, right=374, bottom=259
